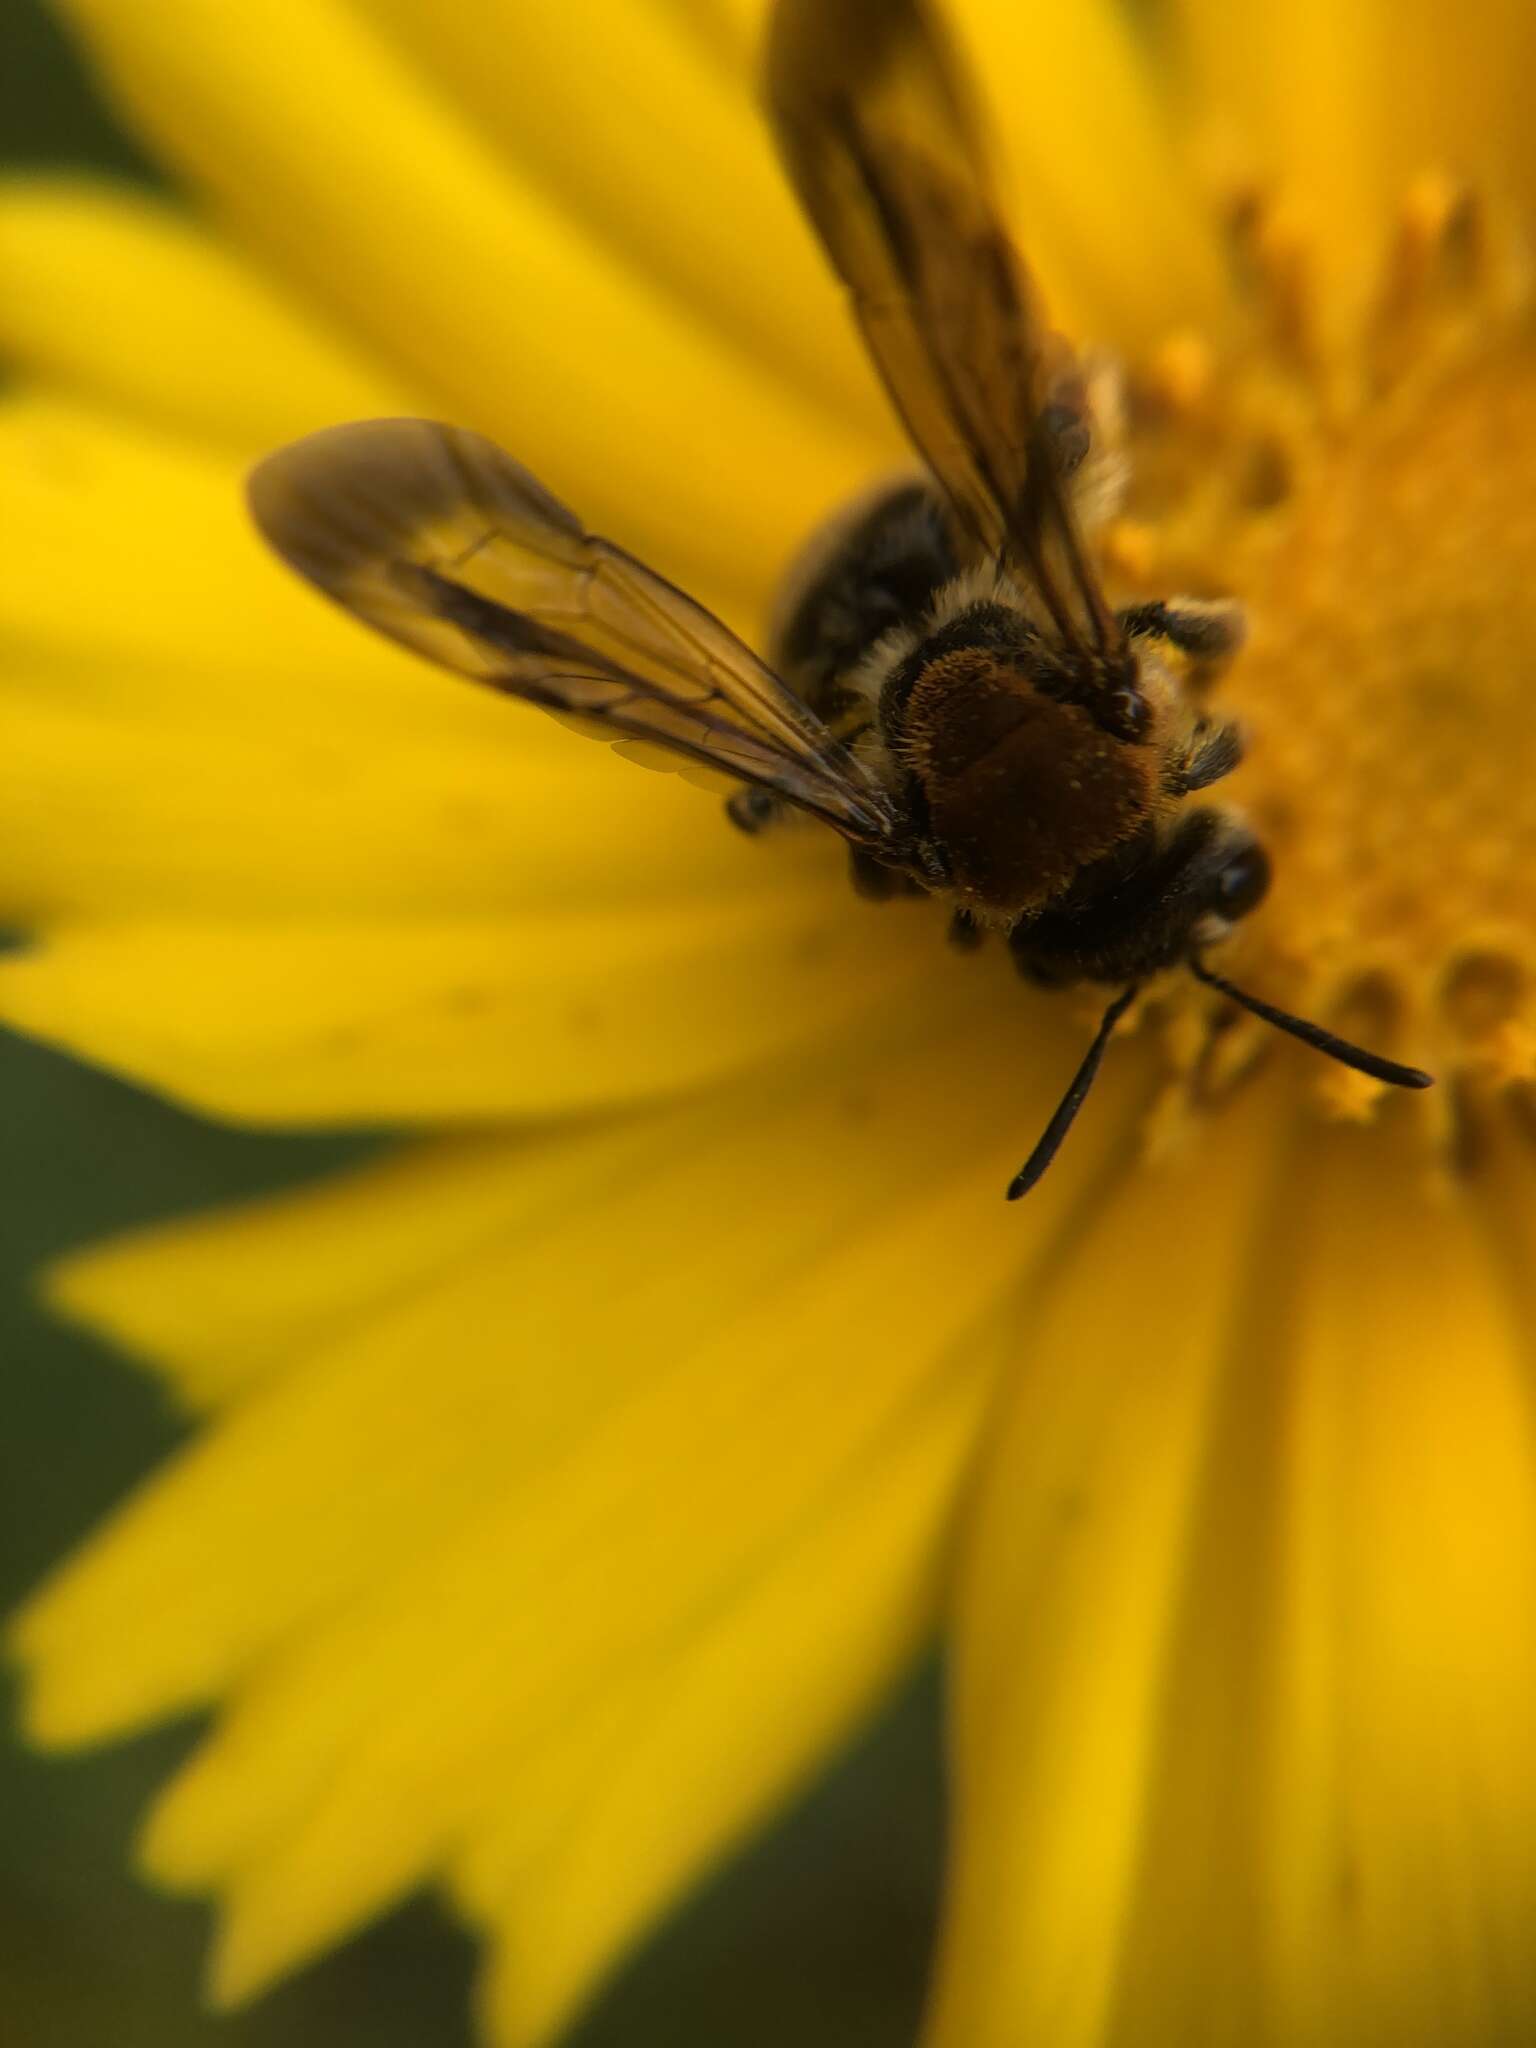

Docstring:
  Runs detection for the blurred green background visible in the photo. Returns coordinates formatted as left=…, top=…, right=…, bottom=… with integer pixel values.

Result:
left=1, top=3, right=945, bottom=2042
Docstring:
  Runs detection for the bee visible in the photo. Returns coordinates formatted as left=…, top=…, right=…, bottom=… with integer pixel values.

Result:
left=248, top=0, right=1430, bottom=1197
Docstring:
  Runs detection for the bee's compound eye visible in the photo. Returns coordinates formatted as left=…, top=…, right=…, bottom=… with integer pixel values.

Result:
left=1213, top=840, right=1271, bottom=918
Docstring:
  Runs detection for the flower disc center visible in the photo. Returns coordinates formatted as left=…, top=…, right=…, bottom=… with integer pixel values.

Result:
left=1220, top=328, right=1536, bottom=1085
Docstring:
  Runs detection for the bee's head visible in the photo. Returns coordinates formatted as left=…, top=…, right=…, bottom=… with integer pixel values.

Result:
left=1007, top=808, right=1429, bottom=1203
left=1014, top=805, right=1272, bottom=986
left=1180, top=811, right=1272, bottom=949
left=1107, top=806, right=1274, bottom=980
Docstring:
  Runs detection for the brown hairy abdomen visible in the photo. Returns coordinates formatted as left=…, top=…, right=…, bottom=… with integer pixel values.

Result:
left=901, top=652, right=1158, bottom=912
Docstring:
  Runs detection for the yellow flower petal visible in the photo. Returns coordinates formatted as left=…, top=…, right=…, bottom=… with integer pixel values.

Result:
left=11, top=1000, right=1018, bottom=1729
left=1257, top=1118, right=1536, bottom=2044
left=0, top=178, right=413, bottom=449
left=931, top=1087, right=1536, bottom=2048
left=925, top=1077, right=1292, bottom=2048
left=203, top=1215, right=1007, bottom=2027
left=1167, top=0, right=1395, bottom=296
left=13, top=1001, right=1149, bottom=2012
left=948, top=0, right=1227, bottom=345
left=0, top=892, right=930, bottom=1125
left=636, top=0, right=1227, bottom=343
left=0, top=381, right=766, bottom=694
left=43, top=1128, right=674, bottom=1412
left=51, top=0, right=891, bottom=607
left=0, top=395, right=454, bottom=682
left=0, top=398, right=804, bottom=925
left=1376, top=1, right=1536, bottom=216
left=468, top=1310, right=1004, bottom=2048
left=662, top=0, right=759, bottom=78
left=3, top=664, right=789, bottom=924
left=355, top=0, right=886, bottom=433
left=1165, top=0, right=1536, bottom=322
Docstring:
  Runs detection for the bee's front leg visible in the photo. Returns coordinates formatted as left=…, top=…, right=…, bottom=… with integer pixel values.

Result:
left=1117, top=597, right=1247, bottom=700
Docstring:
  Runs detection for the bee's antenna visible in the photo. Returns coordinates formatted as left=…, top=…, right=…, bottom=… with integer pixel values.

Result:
left=1188, top=957, right=1433, bottom=1090
left=1008, top=984, right=1140, bottom=1200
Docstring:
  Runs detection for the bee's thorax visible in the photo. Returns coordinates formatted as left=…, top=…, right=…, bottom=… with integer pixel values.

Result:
left=870, top=598, right=1165, bottom=913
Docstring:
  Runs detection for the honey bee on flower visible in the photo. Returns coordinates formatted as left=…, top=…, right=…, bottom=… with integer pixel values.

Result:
left=248, top=0, right=1427, bottom=1196
left=4, top=0, right=1536, bottom=2046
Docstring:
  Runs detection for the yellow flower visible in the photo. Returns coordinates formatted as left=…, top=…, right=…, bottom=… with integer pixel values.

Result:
left=7, top=1, right=1536, bottom=2044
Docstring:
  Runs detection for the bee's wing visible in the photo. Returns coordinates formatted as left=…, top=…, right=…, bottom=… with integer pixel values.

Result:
left=248, top=418, right=903, bottom=847
left=767, top=0, right=1120, bottom=662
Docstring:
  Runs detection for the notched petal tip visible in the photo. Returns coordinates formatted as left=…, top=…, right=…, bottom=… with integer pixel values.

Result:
left=5, top=1605, right=122, bottom=1752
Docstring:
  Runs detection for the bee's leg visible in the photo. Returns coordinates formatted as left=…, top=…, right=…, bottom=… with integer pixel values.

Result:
left=848, top=847, right=929, bottom=901
left=1117, top=597, right=1246, bottom=694
left=1007, top=920, right=1077, bottom=987
left=947, top=906, right=984, bottom=950
left=726, top=787, right=787, bottom=835
left=1168, top=716, right=1245, bottom=796
left=1117, top=597, right=1245, bottom=658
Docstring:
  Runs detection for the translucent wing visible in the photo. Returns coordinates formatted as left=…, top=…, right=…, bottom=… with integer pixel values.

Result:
left=767, top=0, right=1121, bottom=663
left=248, top=418, right=903, bottom=846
